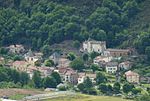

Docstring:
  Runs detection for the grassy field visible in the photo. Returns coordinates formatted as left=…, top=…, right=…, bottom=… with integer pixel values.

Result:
left=9, top=94, right=26, bottom=100
left=44, top=94, right=132, bottom=101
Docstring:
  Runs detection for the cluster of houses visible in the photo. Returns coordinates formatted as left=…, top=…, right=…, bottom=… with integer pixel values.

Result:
left=81, top=39, right=149, bottom=84
left=0, top=40, right=150, bottom=86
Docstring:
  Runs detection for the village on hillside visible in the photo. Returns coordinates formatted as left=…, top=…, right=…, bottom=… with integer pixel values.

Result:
left=0, top=39, right=150, bottom=100
left=0, top=40, right=150, bottom=85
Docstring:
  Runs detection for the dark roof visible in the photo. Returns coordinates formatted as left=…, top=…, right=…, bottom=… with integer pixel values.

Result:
left=106, top=62, right=118, bottom=67
left=25, top=49, right=34, bottom=57
left=51, top=52, right=60, bottom=58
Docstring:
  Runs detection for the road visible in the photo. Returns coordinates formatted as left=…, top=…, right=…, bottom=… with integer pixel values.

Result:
left=0, top=99, right=17, bottom=101
left=22, top=91, right=76, bottom=101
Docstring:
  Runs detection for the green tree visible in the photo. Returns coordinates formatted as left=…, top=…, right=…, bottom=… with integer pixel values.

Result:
left=0, top=70, right=8, bottom=82
left=96, top=72, right=107, bottom=84
left=113, top=82, right=121, bottom=94
left=70, top=58, right=84, bottom=71
left=145, top=46, right=150, bottom=60
left=84, top=77, right=93, bottom=88
left=20, top=72, right=29, bottom=86
left=32, top=71, right=42, bottom=88
left=82, top=53, right=89, bottom=62
left=73, top=40, right=80, bottom=49
left=51, top=72, right=62, bottom=85
left=123, top=83, right=135, bottom=94
left=0, top=48, right=8, bottom=55
left=14, top=0, right=21, bottom=9
left=43, top=76, right=57, bottom=88
left=11, top=69, right=20, bottom=84
left=41, top=45, right=52, bottom=56
left=77, top=83, right=85, bottom=92
left=107, top=84, right=113, bottom=93
left=123, top=0, right=139, bottom=18
left=132, top=88, right=141, bottom=95
left=44, top=59, right=54, bottom=67
left=90, top=52, right=100, bottom=60
left=20, top=0, right=31, bottom=17
left=13, top=55, right=23, bottom=61
left=90, top=64, right=99, bottom=73
left=67, top=52, right=76, bottom=61
left=83, top=77, right=93, bottom=94
left=135, top=94, right=150, bottom=101
left=91, top=29, right=107, bottom=41
left=98, top=83, right=108, bottom=94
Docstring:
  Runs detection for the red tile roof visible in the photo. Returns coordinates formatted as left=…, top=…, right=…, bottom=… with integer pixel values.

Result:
left=13, top=61, right=28, bottom=65
left=125, top=71, right=139, bottom=76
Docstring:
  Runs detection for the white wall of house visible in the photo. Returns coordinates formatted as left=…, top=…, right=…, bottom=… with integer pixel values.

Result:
left=78, top=76, right=85, bottom=84
left=126, top=75, right=140, bottom=84
left=94, top=56, right=112, bottom=64
left=106, top=66, right=118, bottom=74
left=64, top=74, right=78, bottom=84
left=25, top=56, right=38, bottom=64
left=83, top=41, right=106, bottom=54
left=78, top=76, right=96, bottom=84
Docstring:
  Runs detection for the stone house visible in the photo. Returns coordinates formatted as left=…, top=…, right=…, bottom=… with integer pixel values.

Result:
left=26, top=66, right=38, bottom=79
left=119, top=61, right=132, bottom=70
left=57, top=58, right=71, bottom=68
left=49, top=52, right=60, bottom=65
left=24, top=50, right=42, bottom=65
left=38, top=67, right=54, bottom=78
left=125, top=71, right=140, bottom=84
left=105, top=62, right=118, bottom=74
left=104, top=49, right=131, bottom=57
left=64, top=70, right=78, bottom=85
left=55, top=67, right=78, bottom=85
left=49, top=52, right=71, bottom=67
left=12, top=60, right=29, bottom=72
left=78, top=73, right=96, bottom=84
left=82, top=40, right=106, bottom=54
left=94, top=56, right=112, bottom=67
left=8, top=44, right=25, bottom=54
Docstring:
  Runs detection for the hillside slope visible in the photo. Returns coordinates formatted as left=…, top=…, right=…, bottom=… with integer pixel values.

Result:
left=0, top=0, right=146, bottom=52
left=128, top=0, right=150, bottom=33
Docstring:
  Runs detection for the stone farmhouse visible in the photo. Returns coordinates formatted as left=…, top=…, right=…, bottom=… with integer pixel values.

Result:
left=82, top=40, right=131, bottom=58
left=24, top=50, right=42, bottom=65
left=78, top=73, right=96, bottom=84
left=119, top=61, right=132, bottom=70
left=82, top=40, right=106, bottom=54
left=12, top=61, right=29, bottom=72
left=54, top=67, right=78, bottom=85
left=125, top=71, right=140, bottom=84
left=7, top=44, right=25, bottom=54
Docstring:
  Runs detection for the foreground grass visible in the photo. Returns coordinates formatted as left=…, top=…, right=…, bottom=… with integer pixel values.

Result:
left=142, top=84, right=150, bottom=88
left=44, top=94, right=132, bottom=101
left=9, top=94, right=26, bottom=100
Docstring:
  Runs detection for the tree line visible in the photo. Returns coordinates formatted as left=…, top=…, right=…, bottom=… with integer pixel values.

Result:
left=0, top=0, right=143, bottom=50
left=0, top=66, right=62, bottom=89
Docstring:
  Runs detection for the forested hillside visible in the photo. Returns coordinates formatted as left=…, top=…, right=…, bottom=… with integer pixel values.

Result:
left=122, top=0, right=150, bottom=55
left=0, top=0, right=148, bottom=55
